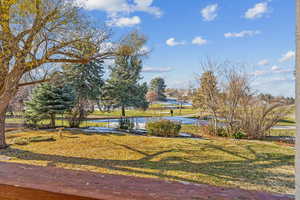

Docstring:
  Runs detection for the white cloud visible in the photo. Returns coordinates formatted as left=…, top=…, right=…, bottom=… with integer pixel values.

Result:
left=77, top=0, right=130, bottom=12
left=269, top=77, right=290, bottom=82
left=252, top=65, right=293, bottom=76
left=201, top=4, right=218, bottom=21
left=273, top=68, right=294, bottom=74
left=192, top=36, right=207, bottom=46
left=138, top=46, right=150, bottom=55
left=134, top=0, right=153, bottom=7
left=271, top=65, right=280, bottom=71
left=133, top=0, right=162, bottom=17
left=257, top=59, right=269, bottom=66
left=107, top=16, right=141, bottom=27
left=77, top=0, right=162, bottom=17
left=142, top=67, right=172, bottom=73
left=252, top=70, right=268, bottom=76
left=279, top=51, right=295, bottom=63
left=166, top=38, right=185, bottom=47
left=245, top=2, right=269, bottom=19
left=224, top=30, right=260, bottom=38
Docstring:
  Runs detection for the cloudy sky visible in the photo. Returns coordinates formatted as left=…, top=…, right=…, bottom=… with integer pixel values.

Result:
left=79, top=0, right=295, bottom=97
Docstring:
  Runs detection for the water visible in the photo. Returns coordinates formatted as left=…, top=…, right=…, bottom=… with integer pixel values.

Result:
left=92, top=116, right=204, bottom=125
left=90, top=116, right=295, bottom=130
left=158, top=99, right=192, bottom=106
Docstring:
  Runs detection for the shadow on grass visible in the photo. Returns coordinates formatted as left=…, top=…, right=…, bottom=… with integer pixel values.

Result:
left=278, top=119, right=296, bottom=124
left=0, top=141, right=294, bottom=192
left=64, top=129, right=127, bottom=137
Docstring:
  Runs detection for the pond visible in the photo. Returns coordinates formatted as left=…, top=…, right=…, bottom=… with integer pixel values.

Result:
left=91, top=116, right=207, bottom=128
left=90, top=116, right=295, bottom=130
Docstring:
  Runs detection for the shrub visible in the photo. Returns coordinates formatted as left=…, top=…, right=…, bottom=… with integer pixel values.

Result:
left=146, top=120, right=181, bottom=137
left=200, top=124, right=228, bottom=137
left=118, top=118, right=134, bottom=130
left=232, top=131, right=245, bottom=139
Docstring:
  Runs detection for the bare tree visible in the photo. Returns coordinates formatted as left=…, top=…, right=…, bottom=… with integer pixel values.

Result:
left=194, top=61, right=290, bottom=138
left=219, top=68, right=289, bottom=138
left=146, top=91, right=158, bottom=105
left=238, top=96, right=288, bottom=139
left=0, top=0, right=113, bottom=148
left=219, top=68, right=252, bottom=135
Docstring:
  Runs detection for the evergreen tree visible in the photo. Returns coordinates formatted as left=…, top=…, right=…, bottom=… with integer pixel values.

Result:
left=150, top=77, right=167, bottom=101
left=102, top=33, right=149, bottom=116
left=63, top=60, right=104, bottom=127
left=25, top=83, right=75, bottom=128
left=103, top=54, right=149, bottom=116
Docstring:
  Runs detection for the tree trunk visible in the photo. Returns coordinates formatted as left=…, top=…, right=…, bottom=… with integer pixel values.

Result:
left=50, top=114, right=56, bottom=128
left=121, top=105, right=126, bottom=117
left=0, top=67, right=25, bottom=148
left=0, top=108, right=7, bottom=148
left=295, top=0, right=300, bottom=197
left=180, top=102, right=182, bottom=114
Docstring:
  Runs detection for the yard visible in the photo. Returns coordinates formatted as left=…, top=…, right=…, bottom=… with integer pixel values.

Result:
left=0, top=130, right=295, bottom=195
left=89, top=106, right=197, bottom=118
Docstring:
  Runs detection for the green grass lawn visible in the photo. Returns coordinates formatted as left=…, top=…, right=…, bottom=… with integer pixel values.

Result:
left=5, top=118, right=108, bottom=128
left=181, top=124, right=201, bottom=135
left=277, top=119, right=296, bottom=126
left=269, top=129, right=295, bottom=137
left=5, top=118, right=24, bottom=123
left=1, top=130, right=294, bottom=195
left=89, top=107, right=198, bottom=118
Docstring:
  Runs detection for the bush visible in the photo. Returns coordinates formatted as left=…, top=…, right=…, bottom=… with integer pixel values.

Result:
left=232, top=131, right=245, bottom=139
left=200, top=124, right=228, bottom=137
left=146, top=120, right=181, bottom=137
left=118, top=118, right=134, bottom=130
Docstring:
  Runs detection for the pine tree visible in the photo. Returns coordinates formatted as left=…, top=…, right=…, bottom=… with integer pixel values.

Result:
left=103, top=54, right=149, bottom=116
left=101, top=33, right=149, bottom=116
left=63, top=60, right=104, bottom=127
left=25, top=83, right=75, bottom=128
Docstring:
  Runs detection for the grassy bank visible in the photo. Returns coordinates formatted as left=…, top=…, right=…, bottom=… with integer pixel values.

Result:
left=1, top=130, right=294, bottom=194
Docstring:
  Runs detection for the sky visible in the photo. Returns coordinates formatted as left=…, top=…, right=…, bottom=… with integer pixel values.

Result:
left=78, top=0, right=295, bottom=97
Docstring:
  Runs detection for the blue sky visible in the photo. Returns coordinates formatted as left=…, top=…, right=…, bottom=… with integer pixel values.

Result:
left=79, top=0, right=295, bottom=97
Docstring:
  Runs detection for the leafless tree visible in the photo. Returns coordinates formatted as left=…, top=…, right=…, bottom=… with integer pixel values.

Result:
left=238, top=97, right=288, bottom=139
left=194, top=61, right=290, bottom=138
left=0, top=0, right=114, bottom=147
left=146, top=91, right=158, bottom=105
left=219, top=67, right=289, bottom=138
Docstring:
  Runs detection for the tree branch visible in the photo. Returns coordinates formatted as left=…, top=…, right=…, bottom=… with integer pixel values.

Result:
left=18, top=79, right=50, bottom=87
